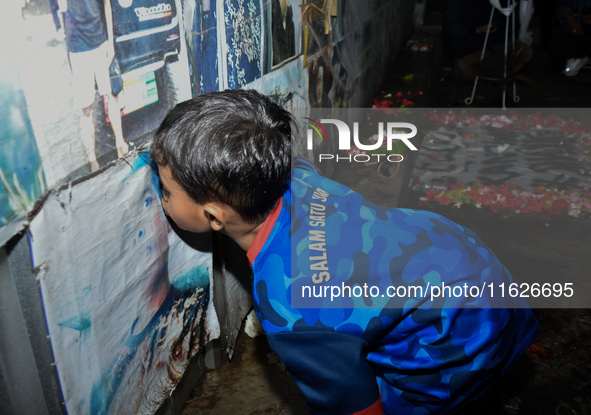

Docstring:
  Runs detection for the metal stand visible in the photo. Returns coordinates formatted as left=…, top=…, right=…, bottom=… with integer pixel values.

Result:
left=465, top=0, right=520, bottom=109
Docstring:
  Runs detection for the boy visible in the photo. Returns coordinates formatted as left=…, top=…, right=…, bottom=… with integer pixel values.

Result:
left=151, top=89, right=538, bottom=415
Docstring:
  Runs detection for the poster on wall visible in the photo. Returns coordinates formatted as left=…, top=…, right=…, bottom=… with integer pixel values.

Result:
left=0, top=3, right=47, bottom=247
left=184, top=0, right=220, bottom=94
left=13, top=0, right=191, bottom=188
left=224, top=0, right=263, bottom=88
left=0, top=63, right=47, bottom=248
left=28, top=155, right=218, bottom=415
left=268, top=0, right=302, bottom=70
left=247, top=57, right=307, bottom=119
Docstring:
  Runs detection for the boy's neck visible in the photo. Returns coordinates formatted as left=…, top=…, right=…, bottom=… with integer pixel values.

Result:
left=225, top=221, right=265, bottom=252
left=214, top=200, right=281, bottom=253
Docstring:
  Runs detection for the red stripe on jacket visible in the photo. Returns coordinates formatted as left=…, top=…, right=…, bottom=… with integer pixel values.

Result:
left=353, top=397, right=383, bottom=415
left=247, top=198, right=283, bottom=265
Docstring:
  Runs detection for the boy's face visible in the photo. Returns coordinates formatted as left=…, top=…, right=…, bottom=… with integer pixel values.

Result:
left=157, top=164, right=211, bottom=233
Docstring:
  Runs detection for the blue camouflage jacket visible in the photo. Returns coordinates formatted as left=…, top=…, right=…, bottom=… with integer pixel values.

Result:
left=247, top=157, right=538, bottom=415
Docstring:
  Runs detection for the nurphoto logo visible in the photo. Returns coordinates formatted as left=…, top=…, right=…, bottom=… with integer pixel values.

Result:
left=304, top=117, right=418, bottom=164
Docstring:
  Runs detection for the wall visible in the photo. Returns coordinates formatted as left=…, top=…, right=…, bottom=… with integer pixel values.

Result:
left=0, top=0, right=414, bottom=414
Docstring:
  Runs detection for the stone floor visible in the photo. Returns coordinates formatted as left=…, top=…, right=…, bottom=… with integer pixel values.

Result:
left=181, top=5, right=591, bottom=415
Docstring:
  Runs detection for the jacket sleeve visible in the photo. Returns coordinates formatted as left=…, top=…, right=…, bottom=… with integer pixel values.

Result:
left=266, top=330, right=383, bottom=415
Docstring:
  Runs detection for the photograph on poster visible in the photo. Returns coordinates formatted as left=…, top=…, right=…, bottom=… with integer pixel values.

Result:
left=225, top=0, right=263, bottom=88
left=13, top=0, right=190, bottom=187
left=109, top=0, right=192, bottom=144
left=28, top=155, right=218, bottom=415
left=269, top=0, right=302, bottom=70
left=184, top=0, right=220, bottom=94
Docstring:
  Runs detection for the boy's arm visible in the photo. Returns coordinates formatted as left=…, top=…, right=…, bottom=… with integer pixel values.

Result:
left=266, top=330, right=383, bottom=415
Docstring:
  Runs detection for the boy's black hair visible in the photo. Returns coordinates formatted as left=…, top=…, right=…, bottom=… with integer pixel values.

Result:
left=151, top=89, right=293, bottom=225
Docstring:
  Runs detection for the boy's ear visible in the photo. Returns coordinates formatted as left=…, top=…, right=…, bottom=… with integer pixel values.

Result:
left=203, top=203, right=226, bottom=231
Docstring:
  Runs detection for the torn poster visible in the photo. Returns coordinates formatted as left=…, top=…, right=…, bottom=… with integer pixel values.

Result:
left=28, top=154, right=219, bottom=415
